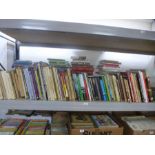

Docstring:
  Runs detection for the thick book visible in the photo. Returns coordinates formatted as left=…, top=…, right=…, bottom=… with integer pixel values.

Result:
left=71, top=114, right=94, bottom=126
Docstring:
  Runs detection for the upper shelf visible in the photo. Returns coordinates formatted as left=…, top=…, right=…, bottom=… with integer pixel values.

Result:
left=0, top=19, right=155, bottom=54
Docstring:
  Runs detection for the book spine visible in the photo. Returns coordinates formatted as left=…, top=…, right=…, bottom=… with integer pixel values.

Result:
left=112, top=75, right=120, bottom=102
left=72, top=74, right=80, bottom=100
left=67, top=68, right=76, bottom=100
left=102, top=76, right=110, bottom=101
left=120, top=74, right=127, bottom=102
left=23, top=68, right=32, bottom=100
left=28, top=68, right=36, bottom=100
left=138, top=71, right=149, bottom=103
left=77, top=74, right=84, bottom=101
left=99, top=78, right=107, bottom=101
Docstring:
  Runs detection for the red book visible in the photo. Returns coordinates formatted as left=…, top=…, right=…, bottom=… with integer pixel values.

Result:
left=142, top=72, right=149, bottom=102
left=84, top=78, right=89, bottom=100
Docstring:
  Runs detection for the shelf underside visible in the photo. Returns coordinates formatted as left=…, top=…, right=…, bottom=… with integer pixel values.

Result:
left=0, top=20, right=155, bottom=54
left=0, top=100, right=155, bottom=111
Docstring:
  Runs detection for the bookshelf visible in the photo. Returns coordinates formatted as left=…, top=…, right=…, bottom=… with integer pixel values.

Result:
left=0, top=19, right=155, bottom=112
left=0, top=100, right=154, bottom=111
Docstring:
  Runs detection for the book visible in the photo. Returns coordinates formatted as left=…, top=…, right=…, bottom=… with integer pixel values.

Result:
left=91, top=115, right=119, bottom=128
left=71, top=114, right=94, bottom=126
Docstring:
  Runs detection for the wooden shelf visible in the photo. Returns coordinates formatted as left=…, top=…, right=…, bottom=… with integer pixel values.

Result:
left=0, top=100, right=155, bottom=111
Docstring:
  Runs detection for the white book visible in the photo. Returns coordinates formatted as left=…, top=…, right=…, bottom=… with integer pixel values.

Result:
left=138, top=71, right=148, bottom=103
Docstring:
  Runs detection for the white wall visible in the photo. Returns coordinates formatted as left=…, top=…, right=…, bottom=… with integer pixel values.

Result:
left=0, top=37, right=8, bottom=69
left=0, top=36, right=16, bottom=71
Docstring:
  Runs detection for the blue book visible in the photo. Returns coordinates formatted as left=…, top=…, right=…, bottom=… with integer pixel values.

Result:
left=100, top=79, right=107, bottom=101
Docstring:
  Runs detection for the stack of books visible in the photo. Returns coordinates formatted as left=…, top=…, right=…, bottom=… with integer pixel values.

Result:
left=48, top=59, right=70, bottom=68
left=121, top=116, right=155, bottom=133
left=88, top=70, right=153, bottom=102
left=20, top=119, right=49, bottom=135
left=0, top=118, right=24, bottom=135
left=70, top=113, right=94, bottom=129
left=91, top=115, right=119, bottom=128
left=51, top=112, right=69, bottom=135
left=96, top=60, right=121, bottom=73
left=12, top=60, right=32, bottom=68
left=6, top=110, right=52, bottom=123
left=71, top=56, right=94, bottom=75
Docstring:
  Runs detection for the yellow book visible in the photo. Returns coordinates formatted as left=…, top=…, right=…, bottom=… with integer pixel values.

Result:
left=16, top=68, right=26, bottom=98
left=10, top=71, right=19, bottom=99
left=109, top=75, right=116, bottom=101
left=112, top=75, right=120, bottom=102
left=67, top=69, right=76, bottom=100
left=64, top=72, right=72, bottom=100
left=7, top=72, right=16, bottom=99
left=54, top=68, right=63, bottom=100
left=52, top=67, right=60, bottom=100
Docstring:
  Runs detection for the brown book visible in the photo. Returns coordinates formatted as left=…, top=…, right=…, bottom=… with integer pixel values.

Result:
left=71, top=114, right=94, bottom=126
left=109, top=74, right=116, bottom=101
left=10, top=71, right=19, bottom=99
left=132, top=73, right=142, bottom=102
left=130, top=73, right=139, bottom=102
left=121, top=72, right=132, bottom=102
left=127, top=72, right=136, bottom=102
left=67, top=68, right=76, bottom=101
left=15, top=67, right=27, bottom=98
left=116, top=73, right=124, bottom=101
left=111, top=75, right=120, bottom=102
left=120, top=74, right=127, bottom=102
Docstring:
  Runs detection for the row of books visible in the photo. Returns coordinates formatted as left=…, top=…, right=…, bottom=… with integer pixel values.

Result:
left=0, top=62, right=76, bottom=100
left=88, top=71, right=153, bottom=102
left=0, top=118, right=49, bottom=135
left=1, top=112, right=155, bottom=135
left=0, top=59, right=153, bottom=102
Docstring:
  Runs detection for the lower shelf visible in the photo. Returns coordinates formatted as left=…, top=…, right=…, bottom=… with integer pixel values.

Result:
left=0, top=100, right=155, bottom=111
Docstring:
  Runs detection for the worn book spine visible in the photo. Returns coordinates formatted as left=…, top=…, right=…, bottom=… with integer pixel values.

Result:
left=88, top=78, right=95, bottom=101
left=138, top=71, right=148, bottom=103
left=10, top=71, right=18, bottom=99
left=120, top=74, right=127, bottom=102
left=67, top=68, right=76, bottom=100
left=28, top=68, right=36, bottom=100
left=112, top=75, right=120, bottom=102
left=23, top=68, right=33, bottom=100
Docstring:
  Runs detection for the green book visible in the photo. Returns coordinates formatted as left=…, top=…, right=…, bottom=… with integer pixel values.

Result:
left=77, top=74, right=84, bottom=101
left=103, top=75, right=111, bottom=101
left=102, top=76, right=109, bottom=101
